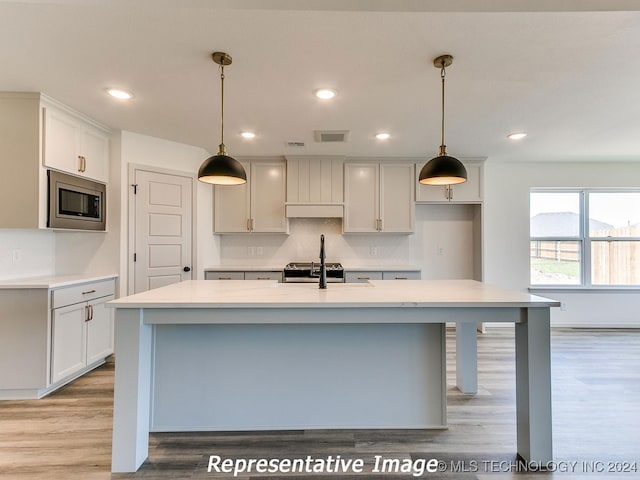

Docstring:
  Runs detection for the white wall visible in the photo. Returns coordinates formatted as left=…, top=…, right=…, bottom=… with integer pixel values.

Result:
left=217, top=205, right=478, bottom=280
left=484, top=161, right=640, bottom=327
left=119, top=131, right=218, bottom=293
left=0, top=230, right=55, bottom=280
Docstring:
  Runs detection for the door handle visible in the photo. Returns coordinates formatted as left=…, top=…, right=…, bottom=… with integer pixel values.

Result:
left=183, top=266, right=191, bottom=272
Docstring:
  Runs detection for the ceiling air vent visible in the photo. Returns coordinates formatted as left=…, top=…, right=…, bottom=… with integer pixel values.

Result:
left=287, top=141, right=305, bottom=148
left=314, top=130, right=350, bottom=143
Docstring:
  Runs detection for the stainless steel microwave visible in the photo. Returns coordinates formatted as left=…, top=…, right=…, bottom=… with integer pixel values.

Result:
left=48, top=170, right=106, bottom=231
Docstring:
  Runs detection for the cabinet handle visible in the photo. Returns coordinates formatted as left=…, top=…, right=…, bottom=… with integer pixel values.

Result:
left=251, top=218, right=255, bottom=231
left=89, top=304, right=93, bottom=320
left=395, top=277, right=408, bottom=280
left=77, top=155, right=86, bottom=173
left=84, top=305, right=90, bottom=322
left=256, top=277, right=271, bottom=280
left=82, top=289, right=96, bottom=295
left=219, top=277, right=232, bottom=280
left=357, top=277, right=371, bottom=280
left=247, top=219, right=251, bottom=231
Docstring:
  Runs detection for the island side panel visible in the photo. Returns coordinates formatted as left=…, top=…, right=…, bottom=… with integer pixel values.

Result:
left=111, top=308, right=153, bottom=473
left=455, top=321, right=478, bottom=394
left=515, top=306, right=553, bottom=464
left=150, top=322, right=446, bottom=431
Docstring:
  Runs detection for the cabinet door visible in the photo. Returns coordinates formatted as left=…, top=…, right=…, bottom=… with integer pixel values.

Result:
left=42, top=106, right=82, bottom=175
left=382, top=271, right=421, bottom=280
left=449, top=163, right=482, bottom=203
left=81, top=127, right=110, bottom=183
left=251, top=163, right=287, bottom=233
left=244, top=271, right=283, bottom=282
left=214, top=163, right=251, bottom=233
left=204, top=271, right=245, bottom=280
left=85, top=296, right=114, bottom=365
left=51, top=302, right=87, bottom=384
left=380, top=164, right=414, bottom=233
left=344, top=164, right=379, bottom=233
left=345, top=271, right=383, bottom=283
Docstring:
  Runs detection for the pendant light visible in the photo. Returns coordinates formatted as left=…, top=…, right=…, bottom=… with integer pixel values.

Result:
left=419, top=54, right=467, bottom=186
left=198, top=52, right=247, bottom=185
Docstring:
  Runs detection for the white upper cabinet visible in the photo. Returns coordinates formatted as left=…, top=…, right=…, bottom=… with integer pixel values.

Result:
left=285, top=156, right=344, bottom=217
left=42, top=103, right=110, bottom=183
left=214, top=160, right=288, bottom=234
left=0, top=92, right=110, bottom=229
left=344, top=162, right=414, bottom=234
left=415, top=159, right=484, bottom=203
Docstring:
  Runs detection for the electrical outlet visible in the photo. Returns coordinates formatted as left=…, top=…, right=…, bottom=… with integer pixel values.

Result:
left=248, top=246, right=256, bottom=256
left=257, top=247, right=263, bottom=257
left=437, top=247, right=444, bottom=256
left=370, top=245, right=377, bottom=256
left=12, top=249, right=21, bottom=263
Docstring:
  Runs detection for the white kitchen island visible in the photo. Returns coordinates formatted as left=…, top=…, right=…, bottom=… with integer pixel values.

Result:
left=108, top=279, right=559, bottom=472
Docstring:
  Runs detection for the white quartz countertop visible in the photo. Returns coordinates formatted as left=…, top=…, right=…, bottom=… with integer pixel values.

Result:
left=107, top=279, right=559, bottom=309
left=0, top=273, right=118, bottom=289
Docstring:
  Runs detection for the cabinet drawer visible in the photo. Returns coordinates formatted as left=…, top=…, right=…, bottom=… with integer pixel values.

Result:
left=205, top=271, right=245, bottom=280
left=345, top=271, right=383, bottom=283
left=382, top=271, right=421, bottom=280
left=244, top=271, right=283, bottom=282
left=52, top=279, right=115, bottom=309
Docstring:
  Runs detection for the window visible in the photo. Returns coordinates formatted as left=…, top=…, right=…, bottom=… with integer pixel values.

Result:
left=530, top=190, right=640, bottom=287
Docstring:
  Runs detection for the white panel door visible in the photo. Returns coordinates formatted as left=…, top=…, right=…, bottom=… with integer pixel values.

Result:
left=380, top=163, right=414, bottom=233
left=134, top=170, right=193, bottom=293
left=85, top=295, right=115, bottom=364
left=251, top=162, right=287, bottom=233
left=42, top=106, right=81, bottom=174
left=344, top=163, right=379, bottom=233
left=51, top=302, right=87, bottom=384
left=81, top=127, right=109, bottom=183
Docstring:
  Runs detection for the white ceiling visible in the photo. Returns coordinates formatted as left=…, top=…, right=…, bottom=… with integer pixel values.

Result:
left=2, top=0, right=640, bottom=163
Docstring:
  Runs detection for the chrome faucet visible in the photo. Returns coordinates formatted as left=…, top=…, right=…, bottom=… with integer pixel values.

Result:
left=319, top=234, right=327, bottom=289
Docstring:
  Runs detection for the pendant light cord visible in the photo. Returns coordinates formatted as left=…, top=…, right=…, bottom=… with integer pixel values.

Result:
left=440, top=63, right=446, bottom=155
left=219, top=64, right=226, bottom=155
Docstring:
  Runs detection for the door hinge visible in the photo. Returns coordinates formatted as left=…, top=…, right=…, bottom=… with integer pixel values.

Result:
left=131, top=184, right=138, bottom=194
left=133, top=253, right=137, bottom=262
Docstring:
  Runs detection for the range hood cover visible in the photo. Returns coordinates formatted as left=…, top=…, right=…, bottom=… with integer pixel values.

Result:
left=285, top=204, right=344, bottom=218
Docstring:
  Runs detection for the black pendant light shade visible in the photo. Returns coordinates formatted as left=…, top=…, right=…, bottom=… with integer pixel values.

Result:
left=419, top=154, right=467, bottom=185
left=198, top=153, right=247, bottom=185
left=419, top=54, right=467, bottom=186
left=198, top=52, right=247, bottom=185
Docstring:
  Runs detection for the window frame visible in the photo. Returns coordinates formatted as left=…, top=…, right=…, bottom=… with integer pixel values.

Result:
left=530, top=188, right=640, bottom=289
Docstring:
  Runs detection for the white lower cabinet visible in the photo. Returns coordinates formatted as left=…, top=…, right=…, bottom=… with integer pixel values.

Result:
left=50, top=280, right=114, bottom=385
left=345, top=269, right=421, bottom=283
left=204, top=270, right=283, bottom=282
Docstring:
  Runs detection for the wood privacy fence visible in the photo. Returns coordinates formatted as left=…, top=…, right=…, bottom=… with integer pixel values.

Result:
left=531, top=224, right=640, bottom=284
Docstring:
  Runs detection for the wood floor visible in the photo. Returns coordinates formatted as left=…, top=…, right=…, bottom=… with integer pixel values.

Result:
left=1, top=328, right=639, bottom=479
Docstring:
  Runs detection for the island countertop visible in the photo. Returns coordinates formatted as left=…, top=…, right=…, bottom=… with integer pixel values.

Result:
left=107, top=279, right=559, bottom=309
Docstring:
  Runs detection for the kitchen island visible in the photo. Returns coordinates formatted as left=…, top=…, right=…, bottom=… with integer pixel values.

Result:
left=108, top=279, right=559, bottom=472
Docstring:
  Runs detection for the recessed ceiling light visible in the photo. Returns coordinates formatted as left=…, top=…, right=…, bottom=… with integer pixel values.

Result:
left=106, top=88, right=133, bottom=100
left=507, top=132, right=527, bottom=140
left=375, top=132, right=391, bottom=140
left=314, top=88, right=337, bottom=100
left=240, top=131, right=256, bottom=139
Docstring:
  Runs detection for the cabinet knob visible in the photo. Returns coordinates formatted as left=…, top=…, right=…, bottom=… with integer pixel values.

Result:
left=183, top=266, right=191, bottom=272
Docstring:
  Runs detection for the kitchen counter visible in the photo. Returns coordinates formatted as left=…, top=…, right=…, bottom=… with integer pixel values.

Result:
left=110, top=280, right=558, bottom=472
left=203, top=266, right=283, bottom=272
left=0, top=273, right=118, bottom=289
left=342, top=264, right=420, bottom=272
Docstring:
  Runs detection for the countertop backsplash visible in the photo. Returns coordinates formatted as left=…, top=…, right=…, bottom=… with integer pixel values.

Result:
left=218, top=218, right=413, bottom=267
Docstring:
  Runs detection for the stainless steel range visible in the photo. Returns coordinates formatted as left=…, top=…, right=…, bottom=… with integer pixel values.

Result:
left=283, top=262, right=345, bottom=283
